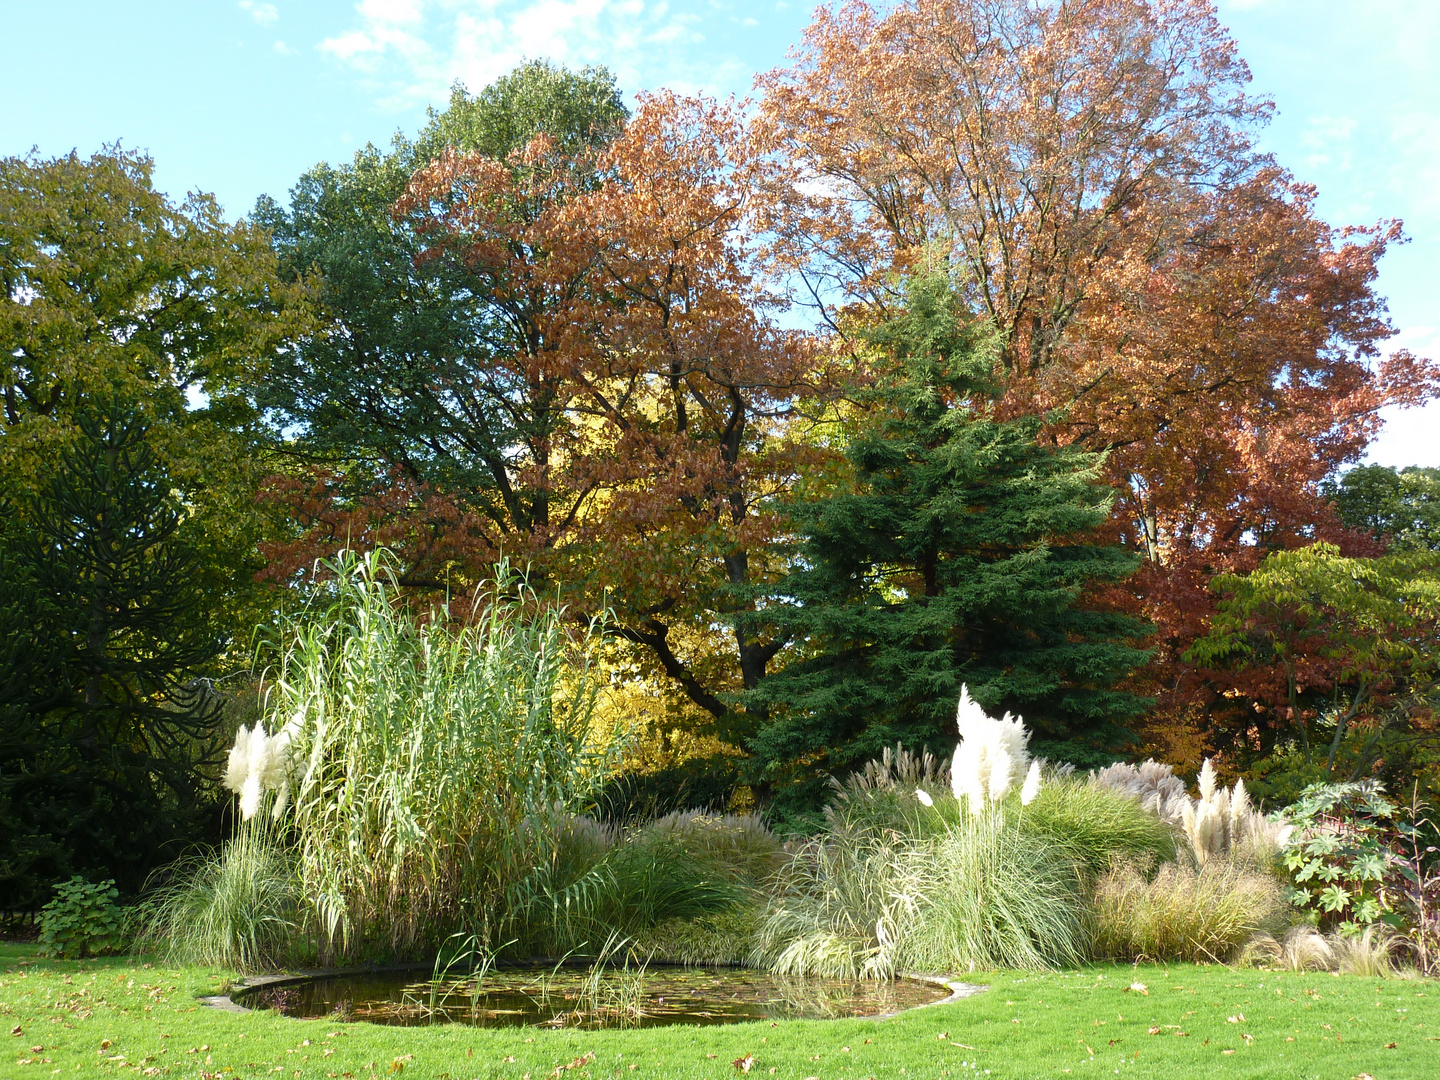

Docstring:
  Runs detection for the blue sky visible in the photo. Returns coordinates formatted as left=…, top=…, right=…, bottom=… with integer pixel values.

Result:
left=3, top=0, right=1436, bottom=466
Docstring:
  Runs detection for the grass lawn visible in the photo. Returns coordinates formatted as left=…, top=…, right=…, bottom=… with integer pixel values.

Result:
left=1, top=944, right=1436, bottom=1080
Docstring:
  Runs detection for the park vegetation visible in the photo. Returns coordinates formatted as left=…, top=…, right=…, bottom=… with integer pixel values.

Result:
left=2, top=0, right=1438, bottom=985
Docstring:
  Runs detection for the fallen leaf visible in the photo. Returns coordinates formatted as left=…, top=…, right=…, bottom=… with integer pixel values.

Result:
left=1222, top=1049, right=1235, bottom=1055
left=937, top=1032, right=948, bottom=1040
left=1385, top=1042, right=1398, bottom=1049
left=10, top=1027, right=21, bottom=1037
left=707, top=1053, right=717, bottom=1059
left=31, top=1045, right=44, bottom=1053
left=505, top=1056, right=516, bottom=1063
left=733, top=1055, right=754, bottom=1072
left=1147, top=1028, right=1161, bottom=1036
left=1126, top=982, right=1149, bottom=996
left=100, top=1040, right=112, bottom=1050
left=1226, top=1015, right=1244, bottom=1023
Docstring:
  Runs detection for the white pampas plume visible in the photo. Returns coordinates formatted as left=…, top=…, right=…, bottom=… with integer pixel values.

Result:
left=1198, top=758, right=1217, bottom=801
left=223, top=725, right=251, bottom=794
left=949, top=684, right=1031, bottom=810
left=915, top=788, right=934, bottom=807
left=988, top=746, right=1013, bottom=803
left=1021, top=760, right=1042, bottom=806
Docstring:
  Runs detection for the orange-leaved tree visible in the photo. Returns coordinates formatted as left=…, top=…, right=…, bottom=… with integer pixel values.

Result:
left=755, top=0, right=1439, bottom=756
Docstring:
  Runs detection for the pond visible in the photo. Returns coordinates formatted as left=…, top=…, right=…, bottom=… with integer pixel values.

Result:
left=238, top=965, right=960, bottom=1028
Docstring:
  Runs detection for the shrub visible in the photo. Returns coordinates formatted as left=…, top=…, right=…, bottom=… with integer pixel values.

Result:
left=139, top=817, right=303, bottom=972
left=633, top=905, right=763, bottom=966
left=639, top=810, right=786, bottom=885
left=1281, top=781, right=1399, bottom=934
left=37, top=877, right=126, bottom=959
left=1021, top=777, right=1177, bottom=880
left=1087, top=859, right=1287, bottom=963
left=513, top=815, right=746, bottom=955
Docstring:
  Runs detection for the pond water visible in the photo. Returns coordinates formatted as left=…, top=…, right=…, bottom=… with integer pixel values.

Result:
left=239, top=965, right=954, bottom=1028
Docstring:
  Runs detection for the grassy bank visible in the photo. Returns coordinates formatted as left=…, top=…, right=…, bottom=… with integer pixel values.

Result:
left=2, top=944, right=1435, bottom=1079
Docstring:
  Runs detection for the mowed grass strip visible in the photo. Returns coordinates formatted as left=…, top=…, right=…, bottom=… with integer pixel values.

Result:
left=1, top=945, right=1435, bottom=1079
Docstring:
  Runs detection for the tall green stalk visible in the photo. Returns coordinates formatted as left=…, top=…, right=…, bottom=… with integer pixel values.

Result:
left=266, top=550, right=614, bottom=961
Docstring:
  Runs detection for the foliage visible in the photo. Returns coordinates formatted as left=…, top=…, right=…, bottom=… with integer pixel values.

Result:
left=0, top=402, right=236, bottom=905
left=1188, top=543, right=1440, bottom=777
left=1325, top=464, right=1440, bottom=553
left=750, top=275, right=1151, bottom=806
left=36, top=877, right=126, bottom=959
left=755, top=0, right=1439, bottom=771
left=1020, top=778, right=1177, bottom=882
left=260, top=65, right=824, bottom=749
left=246, top=550, right=615, bottom=961
left=1281, top=782, right=1401, bottom=935
left=0, top=146, right=292, bottom=632
left=1087, top=860, right=1288, bottom=963
left=515, top=825, right=745, bottom=957
left=138, top=816, right=303, bottom=974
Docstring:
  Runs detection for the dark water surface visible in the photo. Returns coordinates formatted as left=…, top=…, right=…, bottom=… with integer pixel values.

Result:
left=240, top=965, right=952, bottom=1028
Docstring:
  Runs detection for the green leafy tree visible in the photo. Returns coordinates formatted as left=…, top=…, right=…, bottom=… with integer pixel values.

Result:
left=0, top=403, right=231, bottom=905
left=0, top=144, right=298, bottom=644
left=1325, top=464, right=1440, bottom=553
left=748, top=277, right=1152, bottom=809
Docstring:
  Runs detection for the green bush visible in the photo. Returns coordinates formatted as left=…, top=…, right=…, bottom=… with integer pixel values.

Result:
left=37, top=877, right=126, bottom=959
left=1021, top=777, right=1178, bottom=880
left=1281, top=781, right=1399, bottom=935
left=1087, top=859, right=1287, bottom=962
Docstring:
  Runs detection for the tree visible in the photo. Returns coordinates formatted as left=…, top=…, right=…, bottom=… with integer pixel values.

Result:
left=0, top=403, right=230, bottom=904
left=754, top=0, right=1439, bottom=749
left=1326, top=465, right=1440, bottom=553
left=1187, top=543, right=1440, bottom=796
left=260, top=70, right=825, bottom=740
left=0, top=146, right=298, bottom=641
left=252, top=62, right=629, bottom=584
left=748, top=276, right=1151, bottom=809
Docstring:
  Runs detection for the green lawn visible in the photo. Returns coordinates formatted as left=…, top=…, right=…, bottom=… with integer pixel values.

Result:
left=1, top=944, right=1435, bottom=1079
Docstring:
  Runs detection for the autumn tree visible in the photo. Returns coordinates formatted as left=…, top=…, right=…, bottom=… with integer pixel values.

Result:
left=1187, top=543, right=1440, bottom=799
left=755, top=0, right=1439, bottom=748
left=261, top=69, right=824, bottom=739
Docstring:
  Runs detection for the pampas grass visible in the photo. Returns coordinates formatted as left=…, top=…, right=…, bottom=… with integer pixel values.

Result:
left=753, top=809, right=1085, bottom=978
left=139, top=815, right=304, bottom=972
left=1087, top=859, right=1288, bottom=963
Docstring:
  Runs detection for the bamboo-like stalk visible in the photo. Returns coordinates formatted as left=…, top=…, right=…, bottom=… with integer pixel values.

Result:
left=263, top=550, right=615, bottom=961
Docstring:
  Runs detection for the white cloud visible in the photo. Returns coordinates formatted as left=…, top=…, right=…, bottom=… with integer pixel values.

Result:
left=318, top=0, right=729, bottom=112
left=274, top=39, right=299, bottom=55
left=239, top=1, right=279, bottom=26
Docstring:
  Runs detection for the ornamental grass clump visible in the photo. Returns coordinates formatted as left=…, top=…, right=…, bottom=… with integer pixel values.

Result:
left=1087, top=858, right=1288, bottom=963
left=139, top=812, right=303, bottom=972
left=225, top=550, right=618, bottom=962
left=754, top=686, right=1088, bottom=977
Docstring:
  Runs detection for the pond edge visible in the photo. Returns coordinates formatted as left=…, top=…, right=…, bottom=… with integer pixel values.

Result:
left=204, top=966, right=987, bottom=1020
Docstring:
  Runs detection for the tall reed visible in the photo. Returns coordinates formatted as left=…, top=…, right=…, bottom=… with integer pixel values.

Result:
left=264, top=551, right=616, bottom=960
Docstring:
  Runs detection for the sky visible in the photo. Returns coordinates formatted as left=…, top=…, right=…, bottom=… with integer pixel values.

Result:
left=2, top=0, right=1436, bottom=467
